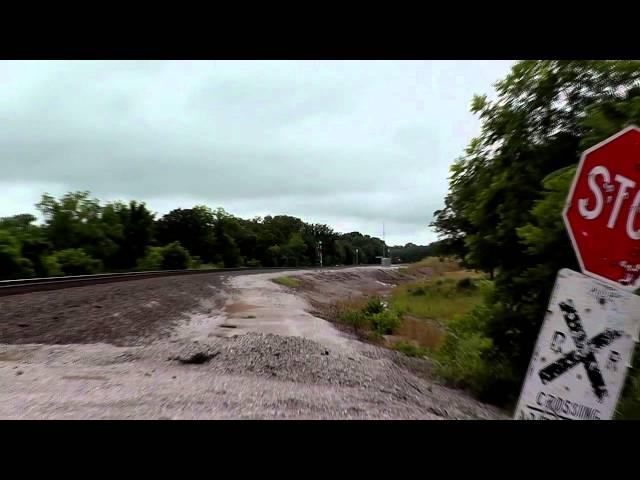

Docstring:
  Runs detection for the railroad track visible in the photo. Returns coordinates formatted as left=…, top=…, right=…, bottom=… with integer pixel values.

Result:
left=0, top=265, right=372, bottom=297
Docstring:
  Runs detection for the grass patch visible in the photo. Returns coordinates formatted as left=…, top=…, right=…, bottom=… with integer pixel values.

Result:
left=397, top=316, right=446, bottom=350
left=390, top=277, right=485, bottom=325
left=197, top=263, right=221, bottom=269
left=393, top=340, right=430, bottom=358
left=442, top=270, right=487, bottom=281
left=400, top=256, right=461, bottom=277
left=336, top=297, right=402, bottom=337
left=272, top=276, right=302, bottom=288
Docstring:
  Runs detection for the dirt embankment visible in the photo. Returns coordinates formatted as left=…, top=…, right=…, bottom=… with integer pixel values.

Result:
left=0, top=272, right=229, bottom=346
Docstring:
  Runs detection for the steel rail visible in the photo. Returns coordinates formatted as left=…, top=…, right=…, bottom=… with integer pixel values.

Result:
left=0, top=265, right=372, bottom=297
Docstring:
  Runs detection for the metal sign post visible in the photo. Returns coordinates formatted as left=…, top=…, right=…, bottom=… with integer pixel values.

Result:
left=514, top=269, right=640, bottom=420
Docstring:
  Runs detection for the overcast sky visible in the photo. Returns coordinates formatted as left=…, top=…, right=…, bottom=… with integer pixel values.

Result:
left=0, top=60, right=514, bottom=246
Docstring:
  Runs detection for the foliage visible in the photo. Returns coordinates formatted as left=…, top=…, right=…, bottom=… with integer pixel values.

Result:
left=362, top=297, right=385, bottom=316
left=41, top=255, right=63, bottom=277
left=337, top=297, right=402, bottom=337
left=136, top=246, right=165, bottom=271
left=387, top=242, right=439, bottom=263
left=0, top=229, right=35, bottom=280
left=615, top=341, right=640, bottom=419
left=392, top=341, right=430, bottom=358
left=456, top=277, right=475, bottom=290
left=189, top=255, right=203, bottom=269
left=160, top=242, right=191, bottom=270
left=272, top=276, right=302, bottom=288
left=430, top=60, right=640, bottom=407
left=2, top=191, right=435, bottom=280
left=369, top=310, right=402, bottom=336
left=391, top=277, right=485, bottom=324
left=339, top=309, right=368, bottom=331
left=53, top=248, right=102, bottom=276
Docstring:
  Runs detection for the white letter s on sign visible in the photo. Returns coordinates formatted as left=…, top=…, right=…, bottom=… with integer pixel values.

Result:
left=579, top=166, right=610, bottom=220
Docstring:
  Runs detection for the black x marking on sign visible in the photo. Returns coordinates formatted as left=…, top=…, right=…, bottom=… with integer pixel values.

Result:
left=538, top=300, right=623, bottom=402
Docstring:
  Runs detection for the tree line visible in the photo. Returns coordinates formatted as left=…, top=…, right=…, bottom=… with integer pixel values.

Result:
left=431, top=60, right=640, bottom=411
left=0, top=191, right=433, bottom=280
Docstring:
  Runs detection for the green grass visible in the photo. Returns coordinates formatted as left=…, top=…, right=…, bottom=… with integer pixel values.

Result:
left=392, top=340, right=430, bottom=358
left=400, top=256, right=461, bottom=276
left=390, top=277, right=485, bottom=325
left=272, top=276, right=302, bottom=288
left=196, top=263, right=221, bottom=269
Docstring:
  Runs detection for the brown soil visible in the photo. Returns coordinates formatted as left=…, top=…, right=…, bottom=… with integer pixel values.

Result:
left=224, top=301, right=260, bottom=315
left=0, top=272, right=229, bottom=346
left=397, top=315, right=446, bottom=349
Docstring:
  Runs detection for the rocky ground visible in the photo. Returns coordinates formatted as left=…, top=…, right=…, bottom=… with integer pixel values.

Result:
left=0, top=267, right=506, bottom=419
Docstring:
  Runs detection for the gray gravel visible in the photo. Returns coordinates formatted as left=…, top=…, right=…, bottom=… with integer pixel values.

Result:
left=163, top=332, right=505, bottom=420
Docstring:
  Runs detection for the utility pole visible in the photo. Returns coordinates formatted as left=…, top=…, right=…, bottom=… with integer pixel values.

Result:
left=318, top=240, right=323, bottom=268
left=383, top=222, right=387, bottom=259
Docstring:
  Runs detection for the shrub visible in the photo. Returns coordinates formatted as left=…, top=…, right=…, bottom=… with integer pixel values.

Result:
left=53, top=248, right=102, bottom=276
left=393, top=340, right=429, bottom=358
left=456, top=277, right=475, bottom=290
left=17, top=257, right=35, bottom=279
left=432, top=283, right=516, bottom=403
left=136, top=246, right=165, bottom=271
left=616, top=374, right=640, bottom=420
left=0, top=230, right=34, bottom=280
left=41, top=255, right=63, bottom=277
left=189, top=255, right=202, bottom=269
left=370, top=310, right=402, bottom=336
left=246, top=259, right=262, bottom=268
left=160, top=242, right=191, bottom=270
left=339, top=309, right=368, bottom=331
left=362, top=297, right=385, bottom=316
left=616, top=346, right=640, bottom=419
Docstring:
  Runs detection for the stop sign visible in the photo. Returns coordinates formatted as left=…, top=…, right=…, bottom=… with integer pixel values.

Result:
left=563, top=125, right=640, bottom=290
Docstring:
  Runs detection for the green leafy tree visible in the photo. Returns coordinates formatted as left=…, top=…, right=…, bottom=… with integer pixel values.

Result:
left=155, top=206, right=216, bottom=263
left=0, top=214, right=53, bottom=277
left=212, top=208, right=243, bottom=267
left=101, top=200, right=155, bottom=270
left=53, top=248, right=102, bottom=276
left=160, top=242, right=191, bottom=270
left=282, top=232, right=307, bottom=266
left=432, top=60, right=640, bottom=406
left=36, top=192, right=104, bottom=254
left=136, top=246, right=165, bottom=271
left=0, top=230, right=35, bottom=279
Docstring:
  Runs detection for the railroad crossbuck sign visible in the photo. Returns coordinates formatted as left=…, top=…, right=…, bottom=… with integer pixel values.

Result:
left=514, top=269, right=640, bottom=420
left=563, top=125, right=640, bottom=289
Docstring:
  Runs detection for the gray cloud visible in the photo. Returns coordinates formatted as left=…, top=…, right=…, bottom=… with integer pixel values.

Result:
left=0, top=60, right=513, bottom=245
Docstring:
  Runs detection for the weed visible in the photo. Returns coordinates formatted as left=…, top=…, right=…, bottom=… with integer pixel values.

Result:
left=272, top=276, right=302, bottom=288
left=393, top=340, right=430, bottom=358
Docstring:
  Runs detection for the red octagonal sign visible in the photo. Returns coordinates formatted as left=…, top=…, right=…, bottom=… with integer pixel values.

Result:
left=564, top=125, right=640, bottom=290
